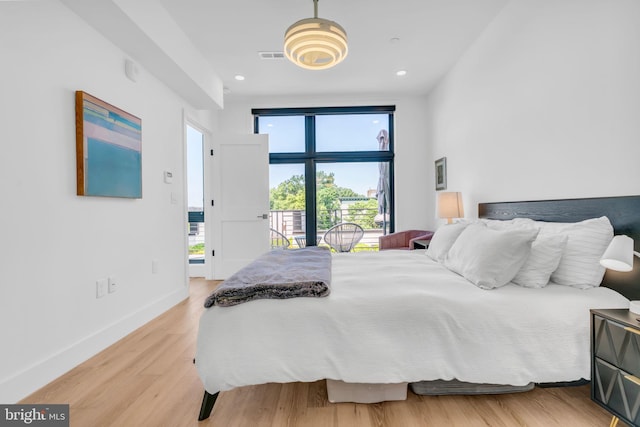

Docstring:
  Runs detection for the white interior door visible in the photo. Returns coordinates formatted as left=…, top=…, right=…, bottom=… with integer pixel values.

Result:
left=211, top=133, right=270, bottom=279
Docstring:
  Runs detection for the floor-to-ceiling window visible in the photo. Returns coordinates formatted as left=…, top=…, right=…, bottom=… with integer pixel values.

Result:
left=253, top=106, right=395, bottom=251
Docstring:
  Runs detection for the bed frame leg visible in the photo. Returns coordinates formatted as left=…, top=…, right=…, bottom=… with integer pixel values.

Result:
left=198, top=390, right=219, bottom=421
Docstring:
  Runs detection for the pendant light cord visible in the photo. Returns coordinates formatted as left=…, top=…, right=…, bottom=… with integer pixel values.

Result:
left=313, top=0, right=318, bottom=18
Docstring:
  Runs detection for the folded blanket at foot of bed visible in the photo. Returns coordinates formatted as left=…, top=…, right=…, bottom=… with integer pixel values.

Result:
left=204, top=246, right=332, bottom=307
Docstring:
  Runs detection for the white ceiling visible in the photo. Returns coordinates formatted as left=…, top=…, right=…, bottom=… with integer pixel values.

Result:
left=159, top=0, right=508, bottom=98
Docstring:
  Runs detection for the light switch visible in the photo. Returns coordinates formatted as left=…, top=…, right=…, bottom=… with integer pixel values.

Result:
left=108, top=277, right=117, bottom=293
left=96, top=279, right=107, bottom=298
left=125, top=59, right=139, bottom=82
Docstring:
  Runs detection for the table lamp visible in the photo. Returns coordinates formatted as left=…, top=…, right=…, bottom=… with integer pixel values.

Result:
left=438, top=192, right=464, bottom=224
left=600, top=235, right=640, bottom=313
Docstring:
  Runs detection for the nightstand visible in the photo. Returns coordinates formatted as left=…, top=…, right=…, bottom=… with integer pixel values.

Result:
left=411, top=239, right=431, bottom=250
left=591, top=309, right=640, bottom=427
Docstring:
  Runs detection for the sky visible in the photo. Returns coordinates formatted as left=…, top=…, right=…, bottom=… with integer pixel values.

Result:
left=187, top=125, right=204, bottom=209
left=261, top=113, right=389, bottom=196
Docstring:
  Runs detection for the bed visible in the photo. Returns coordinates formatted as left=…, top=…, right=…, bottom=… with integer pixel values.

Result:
left=195, top=195, right=640, bottom=420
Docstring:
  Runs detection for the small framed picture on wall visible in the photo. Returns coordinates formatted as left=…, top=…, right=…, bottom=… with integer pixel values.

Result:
left=435, top=157, right=447, bottom=191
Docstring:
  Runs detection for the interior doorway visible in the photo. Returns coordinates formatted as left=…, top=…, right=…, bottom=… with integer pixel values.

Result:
left=186, top=124, right=207, bottom=277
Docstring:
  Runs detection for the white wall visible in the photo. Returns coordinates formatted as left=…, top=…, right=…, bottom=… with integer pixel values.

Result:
left=218, top=94, right=434, bottom=232
left=0, top=2, right=212, bottom=402
left=426, top=0, right=640, bottom=218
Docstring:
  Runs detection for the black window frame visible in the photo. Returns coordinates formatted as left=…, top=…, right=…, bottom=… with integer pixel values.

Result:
left=253, top=106, right=396, bottom=245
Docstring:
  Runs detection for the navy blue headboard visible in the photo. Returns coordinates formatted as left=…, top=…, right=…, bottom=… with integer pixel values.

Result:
left=479, top=195, right=640, bottom=301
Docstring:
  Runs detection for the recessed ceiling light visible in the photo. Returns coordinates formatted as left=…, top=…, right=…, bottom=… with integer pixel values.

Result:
left=396, top=70, right=407, bottom=77
left=234, top=75, right=245, bottom=81
left=372, top=120, right=379, bottom=124
left=267, top=123, right=274, bottom=127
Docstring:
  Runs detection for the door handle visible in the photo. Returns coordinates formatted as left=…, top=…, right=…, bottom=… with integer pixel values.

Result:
left=257, top=214, right=268, bottom=219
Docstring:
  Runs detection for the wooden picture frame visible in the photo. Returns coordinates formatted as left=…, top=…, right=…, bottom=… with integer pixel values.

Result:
left=75, top=91, right=142, bottom=198
left=435, top=157, right=447, bottom=191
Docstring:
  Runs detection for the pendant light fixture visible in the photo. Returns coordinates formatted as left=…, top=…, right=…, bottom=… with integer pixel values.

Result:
left=284, top=0, right=348, bottom=70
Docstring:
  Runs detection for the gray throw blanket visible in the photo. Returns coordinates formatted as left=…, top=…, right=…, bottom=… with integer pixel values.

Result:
left=204, top=246, right=332, bottom=307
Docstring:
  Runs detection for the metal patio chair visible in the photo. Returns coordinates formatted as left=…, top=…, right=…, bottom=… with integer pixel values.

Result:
left=270, top=228, right=290, bottom=249
left=322, top=223, right=364, bottom=253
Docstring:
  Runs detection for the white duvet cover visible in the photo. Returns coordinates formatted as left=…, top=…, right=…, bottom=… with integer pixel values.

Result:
left=196, top=250, right=629, bottom=394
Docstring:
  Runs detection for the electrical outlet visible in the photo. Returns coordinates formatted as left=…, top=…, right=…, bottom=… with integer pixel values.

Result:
left=96, top=279, right=107, bottom=298
left=108, top=277, right=117, bottom=293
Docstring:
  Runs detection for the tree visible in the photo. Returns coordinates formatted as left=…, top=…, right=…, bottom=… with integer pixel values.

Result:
left=270, top=171, right=370, bottom=229
left=270, top=174, right=305, bottom=210
left=345, top=199, right=378, bottom=229
left=316, top=186, right=340, bottom=229
left=316, top=171, right=335, bottom=188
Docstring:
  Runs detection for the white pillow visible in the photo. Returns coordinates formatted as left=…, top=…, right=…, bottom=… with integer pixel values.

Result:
left=480, top=218, right=513, bottom=229
left=482, top=218, right=537, bottom=230
left=425, top=222, right=469, bottom=262
left=512, top=234, right=568, bottom=288
left=444, top=223, right=538, bottom=290
left=538, top=216, right=613, bottom=288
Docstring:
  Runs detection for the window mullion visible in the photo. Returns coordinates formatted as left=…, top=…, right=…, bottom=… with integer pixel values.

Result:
left=388, top=113, right=395, bottom=233
left=305, top=116, right=317, bottom=245
left=258, top=107, right=395, bottom=247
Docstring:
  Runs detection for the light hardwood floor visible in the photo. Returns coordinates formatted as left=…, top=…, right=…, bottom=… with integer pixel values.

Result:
left=21, top=278, right=623, bottom=427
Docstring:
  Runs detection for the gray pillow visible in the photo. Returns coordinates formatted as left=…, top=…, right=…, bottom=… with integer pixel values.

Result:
left=444, top=223, right=538, bottom=289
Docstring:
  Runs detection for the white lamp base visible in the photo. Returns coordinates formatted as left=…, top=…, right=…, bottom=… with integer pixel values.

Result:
left=630, top=301, right=640, bottom=315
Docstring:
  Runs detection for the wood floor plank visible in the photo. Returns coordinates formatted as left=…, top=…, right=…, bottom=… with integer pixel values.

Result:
left=273, top=381, right=308, bottom=427
left=20, top=278, right=625, bottom=427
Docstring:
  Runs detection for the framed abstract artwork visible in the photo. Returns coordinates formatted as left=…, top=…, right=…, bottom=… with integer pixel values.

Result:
left=435, top=157, right=447, bottom=191
left=75, top=91, right=142, bottom=198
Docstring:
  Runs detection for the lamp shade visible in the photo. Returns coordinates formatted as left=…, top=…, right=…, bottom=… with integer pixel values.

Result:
left=438, top=192, right=464, bottom=223
left=600, top=235, right=634, bottom=272
left=284, top=0, right=348, bottom=70
left=284, top=18, right=348, bottom=70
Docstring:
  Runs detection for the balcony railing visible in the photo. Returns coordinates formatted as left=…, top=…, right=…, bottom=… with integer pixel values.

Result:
left=270, top=208, right=388, bottom=251
left=188, top=220, right=205, bottom=264
left=188, top=208, right=389, bottom=258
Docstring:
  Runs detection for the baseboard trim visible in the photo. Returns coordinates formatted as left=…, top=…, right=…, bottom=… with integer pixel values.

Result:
left=0, top=286, right=188, bottom=403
